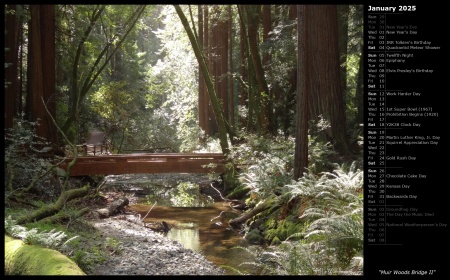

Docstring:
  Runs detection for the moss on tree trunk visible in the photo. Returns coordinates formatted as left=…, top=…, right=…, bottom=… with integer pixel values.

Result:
left=5, top=235, right=85, bottom=275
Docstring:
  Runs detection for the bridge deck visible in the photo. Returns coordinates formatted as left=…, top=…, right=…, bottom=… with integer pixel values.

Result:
left=59, top=153, right=226, bottom=176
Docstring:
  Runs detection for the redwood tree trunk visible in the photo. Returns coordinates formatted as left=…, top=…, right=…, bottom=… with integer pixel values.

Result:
left=228, top=5, right=234, bottom=126
left=338, top=5, right=350, bottom=103
left=198, top=5, right=206, bottom=136
left=294, top=5, right=308, bottom=180
left=306, top=5, right=352, bottom=155
left=237, top=5, right=249, bottom=130
left=4, top=4, right=19, bottom=132
left=203, top=6, right=212, bottom=136
left=219, top=18, right=229, bottom=121
left=245, top=5, right=274, bottom=135
left=27, top=5, right=56, bottom=145
left=40, top=5, right=57, bottom=144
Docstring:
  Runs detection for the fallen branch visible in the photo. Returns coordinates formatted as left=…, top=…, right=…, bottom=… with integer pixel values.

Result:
left=228, top=195, right=283, bottom=228
left=209, top=183, right=246, bottom=210
left=16, top=185, right=90, bottom=225
left=41, top=96, right=78, bottom=191
left=140, top=201, right=157, bottom=222
left=39, top=207, right=90, bottom=224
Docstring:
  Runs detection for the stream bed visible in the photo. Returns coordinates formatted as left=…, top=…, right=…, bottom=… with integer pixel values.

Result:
left=102, top=173, right=259, bottom=275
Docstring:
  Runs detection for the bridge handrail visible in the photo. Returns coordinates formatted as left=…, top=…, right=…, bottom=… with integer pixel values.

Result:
left=59, top=153, right=227, bottom=175
left=63, top=153, right=225, bottom=160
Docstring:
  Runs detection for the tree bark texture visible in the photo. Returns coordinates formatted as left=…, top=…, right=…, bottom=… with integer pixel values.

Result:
left=244, top=5, right=274, bottom=135
left=294, top=5, right=309, bottom=180
left=27, top=5, right=57, bottom=145
left=338, top=5, right=350, bottom=101
left=306, top=5, right=352, bottom=155
left=238, top=6, right=248, bottom=126
left=4, top=4, right=19, bottom=132
left=198, top=5, right=206, bottom=135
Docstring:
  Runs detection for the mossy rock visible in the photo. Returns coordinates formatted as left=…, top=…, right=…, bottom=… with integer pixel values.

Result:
left=4, top=235, right=85, bottom=275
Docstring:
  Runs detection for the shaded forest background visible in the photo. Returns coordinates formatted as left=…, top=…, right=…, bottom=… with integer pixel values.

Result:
left=4, top=4, right=363, bottom=162
left=4, top=4, right=365, bottom=275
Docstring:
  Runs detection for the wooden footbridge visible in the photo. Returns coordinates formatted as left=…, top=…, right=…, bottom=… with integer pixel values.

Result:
left=59, top=153, right=227, bottom=176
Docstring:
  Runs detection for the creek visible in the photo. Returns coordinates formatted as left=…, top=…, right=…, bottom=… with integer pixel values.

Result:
left=102, top=173, right=260, bottom=275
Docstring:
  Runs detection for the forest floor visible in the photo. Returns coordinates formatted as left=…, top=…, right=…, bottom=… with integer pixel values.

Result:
left=78, top=188, right=227, bottom=275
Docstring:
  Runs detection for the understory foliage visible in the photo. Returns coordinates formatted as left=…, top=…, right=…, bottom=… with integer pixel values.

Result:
left=233, top=117, right=336, bottom=202
left=4, top=117, right=64, bottom=199
left=230, top=128, right=363, bottom=275
left=232, top=133, right=295, bottom=200
left=5, top=216, right=79, bottom=254
left=5, top=4, right=365, bottom=276
left=4, top=120, right=122, bottom=273
left=4, top=215, right=123, bottom=273
left=284, top=162, right=363, bottom=275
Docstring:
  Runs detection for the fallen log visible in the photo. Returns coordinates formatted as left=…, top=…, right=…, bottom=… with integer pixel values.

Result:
left=228, top=196, right=283, bottom=228
left=5, top=235, right=85, bottom=275
left=94, top=197, right=129, bottom=218
left=16, top=185, right=90, bottom=225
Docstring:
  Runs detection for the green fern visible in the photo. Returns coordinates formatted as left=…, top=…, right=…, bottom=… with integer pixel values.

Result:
left=4, top=216, right=79, bottom=251
left=297, top=162, right=364, bottom=270
left=251, top=161, right=364, bottom=275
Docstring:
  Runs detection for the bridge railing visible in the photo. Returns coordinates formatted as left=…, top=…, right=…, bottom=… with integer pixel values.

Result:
left=59, top=153, right=227, bottom=176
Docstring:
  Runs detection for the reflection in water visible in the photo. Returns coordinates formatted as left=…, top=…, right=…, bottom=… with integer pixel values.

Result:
left=129, top=203, right=255, bottom=274
left=107, top=174, right=258, bottom=274
left=166, top=223, right=200, bottom=252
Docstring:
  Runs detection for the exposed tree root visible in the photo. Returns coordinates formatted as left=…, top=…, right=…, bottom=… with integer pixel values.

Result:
left=16, top=185, right=90, bottom=225
left=39, top=207, right=90, bottom=224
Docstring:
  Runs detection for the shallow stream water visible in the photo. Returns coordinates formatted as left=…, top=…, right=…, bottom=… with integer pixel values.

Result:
left=103, top=173, right=259, bottom=275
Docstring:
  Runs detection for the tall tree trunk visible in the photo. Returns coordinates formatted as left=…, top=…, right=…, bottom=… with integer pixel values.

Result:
left=26, top=5, right=56, bottom=145
left=244, top=5, right=274, bottom=135
left=211, top=9, right=219, bottom=136
left=18, top=10, right=25, bottom=117
left=238, top=5, right=259, bottom=133
left=4, top=4, right=19, bottom=133
left=174, top=5, right=231, bottom=155
left=277, top=5, right=297, bottom=138
left=228, top=5, right=234, bottom=127
left=262, top=5, right=278, bottom=133
left=40, top=5, right=57, bottom=145
left=262, top=5, right=271, bottom=66
left=294, top=5, right=308, bottom=180
left=238, top=6, right=248, bottom=129
left=203, top=6, right=212, bottom=136
left=306, top=5, right=352, bottom=155
left=198, top=5, right=206, bottom=137
left=338, top=5, right=350, bottom=103
left=220, top=17, right=229, bottom=121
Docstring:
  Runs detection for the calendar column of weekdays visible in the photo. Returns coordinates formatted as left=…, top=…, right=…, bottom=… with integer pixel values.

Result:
left=366, top=11, right=387, bottom=245
left=366, top=7, right=445, bottom=247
